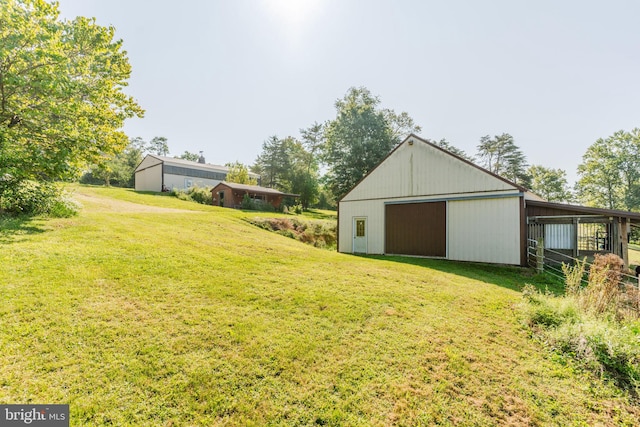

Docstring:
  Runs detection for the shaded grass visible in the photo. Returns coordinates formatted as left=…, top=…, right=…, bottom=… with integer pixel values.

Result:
left=0, top=186, right=638, bottom=425
left=0, top=215, right=46, bottom=243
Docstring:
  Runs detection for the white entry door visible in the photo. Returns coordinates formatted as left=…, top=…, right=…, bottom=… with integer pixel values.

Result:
left=353, top=217, right=367, bottom=253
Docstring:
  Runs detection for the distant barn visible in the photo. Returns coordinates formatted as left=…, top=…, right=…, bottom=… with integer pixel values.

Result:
left=338, top=134, right=640, bottom=267
left=134, top=155, right=259, bottom=192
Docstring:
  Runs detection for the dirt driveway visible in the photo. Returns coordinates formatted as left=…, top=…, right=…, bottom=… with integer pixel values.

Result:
left=72, top=191, right=196, bottom=214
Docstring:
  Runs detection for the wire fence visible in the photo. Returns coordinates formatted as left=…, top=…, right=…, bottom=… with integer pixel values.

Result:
left=527, top=238, right=640, bottom=288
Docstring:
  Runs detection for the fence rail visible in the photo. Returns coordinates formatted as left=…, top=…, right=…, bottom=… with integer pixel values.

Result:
left=528, top=238, right=640, bottom=288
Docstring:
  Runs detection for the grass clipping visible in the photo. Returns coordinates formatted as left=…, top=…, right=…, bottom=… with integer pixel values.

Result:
left=520, top=253, right=640, bottom=396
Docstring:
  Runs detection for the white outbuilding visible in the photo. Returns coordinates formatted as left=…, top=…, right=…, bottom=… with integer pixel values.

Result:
left=338, top=134, right=640, bottom=267
left=134, top=154, right=259, bottom=192
left=338, top=134, right=537, bottom=265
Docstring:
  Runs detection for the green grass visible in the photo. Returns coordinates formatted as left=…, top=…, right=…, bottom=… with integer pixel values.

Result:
left=1, top=185, right=638, bottom=426
left=628, top=244, right=640, bottom=267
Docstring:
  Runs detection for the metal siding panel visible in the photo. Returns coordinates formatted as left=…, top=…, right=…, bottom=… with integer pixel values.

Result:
left=448, top=198, right=521, bottom=264
left=338, top=200, right=385, bottom=254
left=135, top=155, right=162, bottom=172
left=545, top=224, right=575, bottom=250
left=134, top=164, right=162, bottom=191
left=163, top=174, right=223, bottom=190
left=342, top=141, right=517, bottom=202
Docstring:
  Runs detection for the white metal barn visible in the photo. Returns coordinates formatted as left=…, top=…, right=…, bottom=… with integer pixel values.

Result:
left=134, top=155, right=259, bottom=192
left=338, top=134, right=543, bottom=266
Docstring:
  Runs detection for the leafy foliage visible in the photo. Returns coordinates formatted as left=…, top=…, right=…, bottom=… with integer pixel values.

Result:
left=80, top=137, right=145, bottom=187
left=0, top=180, right=78, bottom=217
left=252, top=135, right=319, bottom=209
left=476, top=133, right=531, bottom=187
left=432, top=138, right=475, bottom=162
left=176, top=151, right=201, bottom=162
left=528, top=165, right=574, bottom=202
left=252, top=136, right=295, bottom=190
left=148, top=136, right=169, bottom=156
left=225, top=161, right=257, bottom=185
left=247, top=216, right=337, bottom=249
left=170, top=186, right=211, bottom=205
left=0, top=0, right=143, bottom=183
left=576, top=129, right=640, bottom=210
left=322, top=87, right=420, bottom=200
left=521, top=254, right=640, bottom=394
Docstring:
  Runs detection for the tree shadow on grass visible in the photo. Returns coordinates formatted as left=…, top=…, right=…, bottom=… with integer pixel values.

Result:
left=0, top=215, right=46, bottom=244
left=363, top=254, right=565, bottom=295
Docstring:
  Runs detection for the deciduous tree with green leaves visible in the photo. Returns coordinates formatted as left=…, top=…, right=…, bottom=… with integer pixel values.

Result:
left=0, top=0, right=143, bottom=202
left=322, top=87, right=421, bottom=200
left=148, top=136, right=169, bottom=156
left=80, top=137, right=145, bottom=187
left=176, top=151, right=201, bottom=162
left=528, top=165, right=573, bottom=203
left=576, top=129, right=640, bottom=210
left=225, top=161, right=257, bottom=185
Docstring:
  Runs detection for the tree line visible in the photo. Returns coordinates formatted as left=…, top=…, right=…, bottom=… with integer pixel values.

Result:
left=1, top=1, right=637, bottom=215
left=249, top=86, right=640, bottom=213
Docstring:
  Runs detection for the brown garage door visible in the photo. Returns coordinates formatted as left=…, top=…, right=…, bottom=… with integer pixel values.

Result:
left=385, top=202, right=446, bottom=257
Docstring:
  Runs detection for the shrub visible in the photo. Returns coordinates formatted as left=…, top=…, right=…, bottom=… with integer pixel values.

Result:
left=245, top=217, right=337, bottom=250
left=520, top=268, right=640, bottom=395
left=187, top=186, right=212, bottom=205
left=48, top=194, right=81, bottom=218
left=584, top=253, right=625, bottom=316
left=563, top=253, right=634, bottom=319
left=170, top=186, right=212, bottom=205
left=562, top=257, right=587, bottom=296
left=0, top=180, right=79, bottom=217
left=241, top=194, right=255, bottom=210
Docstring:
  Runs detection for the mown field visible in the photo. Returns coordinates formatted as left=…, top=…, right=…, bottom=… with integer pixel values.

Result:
left=0, top=185, right=638, bottom=426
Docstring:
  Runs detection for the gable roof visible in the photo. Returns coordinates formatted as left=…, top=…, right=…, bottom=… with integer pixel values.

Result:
left=526, top=199, right=640, bottom=223
left=211, top=181, right=299, bottom=198
left=339, top=133, right=531, bottom=202
left=135, top=155, right=259, bottom=178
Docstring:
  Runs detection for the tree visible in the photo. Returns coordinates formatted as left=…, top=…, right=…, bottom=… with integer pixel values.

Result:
left=432, top=138, right=474, bottom=162
left=476, top=133, right=530, bottom=187
left=382, top=109, right=422, bottom=143
left=149, top=136, right=169, bottom=156
left=81, top=137, right=144, bottom=187
left=225, top=161, right=257, bottom=185
left=176, top=151, right=201, bottom=162
left=322, top=87, right=420, bottom=200
left=287, top=140, right=319, bottom=209
left=576, top=129, right=640, bottom=210
left=300, top=121, right=325, bottom=170
left=252, top=135, right=295, bottom=190
left=0, top=0, right=143, bottom=195
left=528, top=165, right=573, bottom=202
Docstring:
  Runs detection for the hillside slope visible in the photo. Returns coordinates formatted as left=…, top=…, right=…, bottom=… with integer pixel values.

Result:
left=0, top=186, right=637, bottom=426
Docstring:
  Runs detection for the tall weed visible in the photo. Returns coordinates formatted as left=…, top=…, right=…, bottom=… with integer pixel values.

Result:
left=521, top=253, right=640, bottom=395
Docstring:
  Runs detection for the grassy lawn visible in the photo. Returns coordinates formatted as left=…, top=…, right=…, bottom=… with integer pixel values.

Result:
left=1, top=186, right=638, bottom=426
left=628, top=244, right=640, bottom=268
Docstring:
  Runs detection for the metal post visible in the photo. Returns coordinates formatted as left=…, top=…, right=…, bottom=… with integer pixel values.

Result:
left=536, top=237, right=544, bottom=273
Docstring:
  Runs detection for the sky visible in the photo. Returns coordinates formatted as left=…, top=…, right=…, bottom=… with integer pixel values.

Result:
left=55, top=0, right=640, bottom=185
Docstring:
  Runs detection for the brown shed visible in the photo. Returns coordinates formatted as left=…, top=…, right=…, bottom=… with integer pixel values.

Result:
left=211, top=182, right=298, bottom=209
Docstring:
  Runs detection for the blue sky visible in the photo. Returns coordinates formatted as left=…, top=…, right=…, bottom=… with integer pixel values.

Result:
left=56, top=0, right=640, bottom=185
